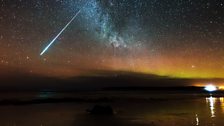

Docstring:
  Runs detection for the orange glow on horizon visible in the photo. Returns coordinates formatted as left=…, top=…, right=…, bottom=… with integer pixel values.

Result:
left=1, top=43, right=224, bottom=78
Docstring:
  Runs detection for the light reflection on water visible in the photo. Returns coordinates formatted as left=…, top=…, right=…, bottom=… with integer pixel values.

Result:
left=2, top=93, right=224, bottom=126
left=195, top=114, right=199, bottom=126
left=206, top=96, right=216, bottom=118
left=206, top=96, right=224, bottom=117
left=38, top=91, right=55, bottom=99
left=205, top=96, right=224, bottom=126
left=219, top=97, right=224, bottom=113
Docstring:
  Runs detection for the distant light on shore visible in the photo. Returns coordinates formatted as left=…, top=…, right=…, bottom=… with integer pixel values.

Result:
left=204, top=85, right=217, bottom=92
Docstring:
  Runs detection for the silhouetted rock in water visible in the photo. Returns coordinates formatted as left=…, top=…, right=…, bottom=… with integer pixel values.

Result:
left=87, top=105, right=114, bottom=115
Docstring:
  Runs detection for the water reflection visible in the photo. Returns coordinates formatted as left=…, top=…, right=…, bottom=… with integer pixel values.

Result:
left=195, top=114, right=199, bottom=126
left=206, top=96, right=216, bottom=118
left=206, top=96, right=224, bottom=121
left=219, top=97, right=224, bottom=113
left=3, top=94, right=224, bottom=126
left=38, top=91, right=54, bottom=99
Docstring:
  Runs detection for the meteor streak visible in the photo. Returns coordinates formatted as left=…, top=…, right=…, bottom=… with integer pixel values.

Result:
left=40, top=5, right=84, bottom=56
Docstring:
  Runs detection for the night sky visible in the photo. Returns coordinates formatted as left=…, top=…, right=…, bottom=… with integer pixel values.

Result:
left=0, top=0, right=224, bottom=78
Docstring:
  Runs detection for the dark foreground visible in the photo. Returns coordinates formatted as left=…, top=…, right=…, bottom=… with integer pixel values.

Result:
left=0, top=91, right=223, bottom=126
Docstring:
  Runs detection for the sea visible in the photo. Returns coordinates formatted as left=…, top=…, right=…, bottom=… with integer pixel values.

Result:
left=0, top=91, right=223, bottom=126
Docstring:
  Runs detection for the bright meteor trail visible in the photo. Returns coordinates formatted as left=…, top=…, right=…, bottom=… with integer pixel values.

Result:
left=40, top=9, right=82, bottom=56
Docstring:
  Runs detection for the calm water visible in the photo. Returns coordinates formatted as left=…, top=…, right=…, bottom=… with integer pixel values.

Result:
left=0, top=92, right=224, bottom=126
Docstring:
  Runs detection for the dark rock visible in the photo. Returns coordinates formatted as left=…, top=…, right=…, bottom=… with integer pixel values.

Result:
left=87, top=105, right=114, bottom=115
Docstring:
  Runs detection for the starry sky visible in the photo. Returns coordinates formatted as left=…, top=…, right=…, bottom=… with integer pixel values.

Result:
left=0, top=0, right=224, bottom=78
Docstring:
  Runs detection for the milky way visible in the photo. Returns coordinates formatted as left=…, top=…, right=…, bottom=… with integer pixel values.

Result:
left=0, top=0, right=224, bottom=78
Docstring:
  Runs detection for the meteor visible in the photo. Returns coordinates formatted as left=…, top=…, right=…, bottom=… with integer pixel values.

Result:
left=40, top=3, right=86, bottom=56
